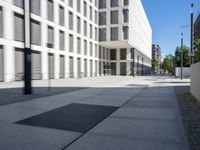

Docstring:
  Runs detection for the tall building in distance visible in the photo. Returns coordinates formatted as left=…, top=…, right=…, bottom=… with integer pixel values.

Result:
left=152, top=44, right=161, bottom=74
left=0, top=0, right=152, bottom=82
left=194, top=13, right=200, bottom=44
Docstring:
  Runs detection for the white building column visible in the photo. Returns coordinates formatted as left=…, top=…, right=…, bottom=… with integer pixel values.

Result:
left=127, top=61, right=131, bottom=75
left=81, top=57, right=84, bottom=75
left=40, top=0, right=48, bottom=80
left=65, top=56, right=69, bottom=78
left=54, top=53, right=60, bottom=79
left=74, top=57, right=77, bottom=78
left=4, top=5, right=14, bottom=82
left=87, top=59, right=90, bottom=77
left=116, top=48, right=120, bottom=75
left=92, top=60, right=95, bottom=77
left=116, top=62, right=120, bottom=76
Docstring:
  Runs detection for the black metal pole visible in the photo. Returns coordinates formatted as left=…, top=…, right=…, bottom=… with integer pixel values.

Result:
left=132, top=48, right=135, bottom=77
left=24, top=0, right=32, bottom=94
left=190, top=3, right=194, bottom=65
left=181, top=33, right=183, bottom=80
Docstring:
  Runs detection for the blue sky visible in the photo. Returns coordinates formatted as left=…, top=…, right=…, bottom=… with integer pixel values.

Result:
left=142, top=0, right=200, bottom=56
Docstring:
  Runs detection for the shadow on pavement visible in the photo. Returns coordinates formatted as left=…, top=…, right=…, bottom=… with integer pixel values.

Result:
left=0, top=87, right=88, bottom=106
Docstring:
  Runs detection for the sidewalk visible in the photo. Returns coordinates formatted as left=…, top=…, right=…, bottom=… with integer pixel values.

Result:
left=0, top=76, right=190, bottom=150
left=65, top=85, right=190, bottom=150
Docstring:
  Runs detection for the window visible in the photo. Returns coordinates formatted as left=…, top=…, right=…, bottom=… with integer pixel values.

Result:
left=59, top=30, right=65, bottom=50
left=111, top=27, right=118, bottom=41
left=69, top=34, right=73, bottom=52
left=77, top=0, right=81, bottom=12
left=95, top=44, right=97, bottom=57
left=95, top=11, right=98, bottom=24
left=99, top=28, right=106, bottom=41
left=47, top=26, right=54, bottom=47
left=31, top=0, right=40, bottom=15
left=77, top=37, right=81, bottom=54
left=99, top=46, right=102, bottom=59
left=69, top=0, right=73, bottom=8
left=120, top=49, right=127, bottom=60
left=84, top=40, right=87, bottom=55
left=84, top=1, right=87, bottom=17
left=99, top=12, right=106, bottom=25
left=111, top=10, right=118, bottom=24
left=90, top=24, right=93, bottom=39
left=123, top=9, right=129, bottom=23
left=84, top=21, right=87, bottom=36
left=99, top=0, right=106, bottom=8
left=103, top=47, right=105, bottom=59
left=69, top=56, right=74, bottom=78
left=131, top=48, right=134, bottom=59
left=0, top=7, right=3, bottom=37
left=90, top=42, right=93, bottom=56
left=111, top=0, right=118, bottom=7
left=95, top=27, right=98, bottom=41
left=77, top=17, right=81, bottom=33
left=123, top=26, right=129, bottom=40
left=13, top=0, right=24, bottom=8
left=14, top=13, right=24, bottom=42
left=124, top=0, right=129, bottom=6
left=84, top=59, right=87, bottom=77
left=31, top=19, right=41, bottom=45
left=47, top=0, right=54, bottom=21
left=90, top=6, right=93, bottom=21
left=69, top=11, right=73, bottom=30
left=59, top=6, right=64, bottom=26
left=107, top=48, right=109, bottom=60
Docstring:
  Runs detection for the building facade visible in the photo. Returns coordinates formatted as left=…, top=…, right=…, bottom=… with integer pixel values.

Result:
left=194, top=13, right=200, bottom=63
left=99, top=0, right=152, bottom=76
left=152, top=44, right=161, bottom=74
left=0, top=0, right=152, bottom=82
left=194, top=13, right=200, bottom=42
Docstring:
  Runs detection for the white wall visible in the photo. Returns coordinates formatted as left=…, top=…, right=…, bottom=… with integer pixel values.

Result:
left=190, top=62, right=200, bottom=101
left=175, top=67, right=191, bottom=77
left=129, top=0, right=152, bottom=60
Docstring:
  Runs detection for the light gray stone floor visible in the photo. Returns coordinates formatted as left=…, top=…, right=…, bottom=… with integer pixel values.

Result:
left=65, top=78, right=191, bottom=150
left=0, top=76, right=190, bottom=150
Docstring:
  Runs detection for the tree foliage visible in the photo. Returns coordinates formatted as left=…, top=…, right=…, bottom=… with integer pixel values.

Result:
left=151, top=57, right=158, bottom=72
left=160, top=55, right=174, bottom=73
left=174, top=45, right=190, bottom=67
left=194, top=38, right=200, bottom=63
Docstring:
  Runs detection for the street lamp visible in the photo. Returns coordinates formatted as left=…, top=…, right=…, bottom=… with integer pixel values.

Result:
left=181, top=33, right=183, bottom=80
left=190, top=3, right=194, bottom=65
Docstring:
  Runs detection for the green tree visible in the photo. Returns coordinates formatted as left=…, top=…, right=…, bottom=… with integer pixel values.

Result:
left=174, top=45, right=190, bottom=67
left=151, top=57, right=158, bottom=73
left=194, top=38, right=200, bottom=63
left=160, top=54, right=174, bottom=73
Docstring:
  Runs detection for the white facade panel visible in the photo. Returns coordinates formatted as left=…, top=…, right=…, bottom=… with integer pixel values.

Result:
left=129, top=0, right=152, bottom=60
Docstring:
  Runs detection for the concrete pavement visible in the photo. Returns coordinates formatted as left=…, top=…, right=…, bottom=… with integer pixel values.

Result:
left=0, top=76, right=191, bottom=150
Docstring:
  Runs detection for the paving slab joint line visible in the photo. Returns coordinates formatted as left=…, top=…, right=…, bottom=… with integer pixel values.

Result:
left=59, top=86, right=149, bottom=150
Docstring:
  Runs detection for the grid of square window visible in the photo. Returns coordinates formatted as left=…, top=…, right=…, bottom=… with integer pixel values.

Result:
left=99, top=0, right=129, bottom=41
left=10, top=0, right=99, bottom=58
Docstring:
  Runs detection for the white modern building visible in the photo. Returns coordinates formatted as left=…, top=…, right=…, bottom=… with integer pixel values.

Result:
left=0, top=0, right=152, bottom=82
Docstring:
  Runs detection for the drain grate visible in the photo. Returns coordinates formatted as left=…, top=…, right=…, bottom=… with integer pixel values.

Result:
left=16, top=103, right=118, bottom=133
